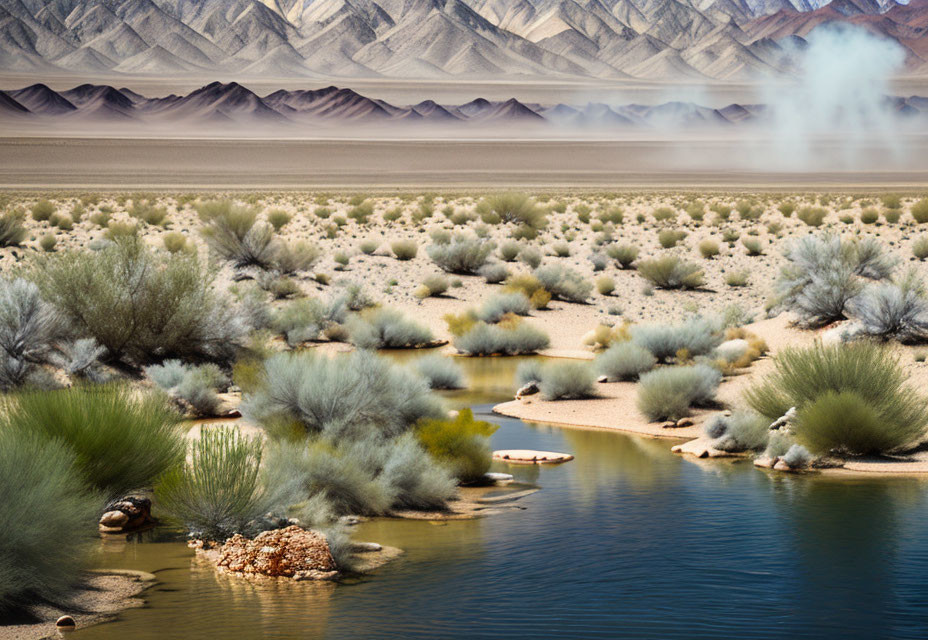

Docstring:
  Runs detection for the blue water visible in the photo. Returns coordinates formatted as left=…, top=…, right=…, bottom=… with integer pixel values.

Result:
left=78, top=357, right=928, bottom=640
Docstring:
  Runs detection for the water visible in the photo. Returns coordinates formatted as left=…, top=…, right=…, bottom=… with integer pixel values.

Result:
left=77, top=356, right=928, bottom=639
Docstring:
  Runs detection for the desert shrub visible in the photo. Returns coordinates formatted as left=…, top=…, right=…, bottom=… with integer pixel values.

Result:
left=725, top=270, right=749, bottom=287
left=266, top=208, right=292, bottom=230
left=274, top=241, right=322, bottom=275
left=652, top=207, right=676, bottom=223
left=383, top=208, right=403, bottom=223
left=416, top=274, right=450, bottom=298
left=534, top=264, right=593, bottom=303
left=538, top=361, right=596, bottom=400
left=162, top=231, right=188, bottom=254
left=29, top=237, right=247, bottom=364
left=911, top=199, right=928, bottom=224
left=686, top=201, right=704, bottom=221
left=416, top=409, right=497, bottom=482
left=39, top=234, right=56, bottom=252
left=703, top=411, right=769, bottom=452
left=848, top=272, right=928, bottom=343
left=348, top=308, right=434, bottom=349
left=0, top=385, right=184, bottom=499
left=885, top=208, right=901, bottom=224
left=453, top=321, right=550, bottom=356
left=428, top=235, right=493, bottom=274
left=241, top=350, right=443, bottom=438
left=860, top=208, right=879, bottom=224
left=778, top=201, right=796, bottom=217
left=0, top=209, right=26, bottom=247
left=882, top=194, right=902, bottom=210
left=782, top=443, right=813, bottom=468
left=913, top=235, right=928, bottom=260
left=0, top=277, right=68, bottom=390
left=359, top=239, right=379, bottom=255
left=477, top=292, right=531, bottom=323
left=200, top=204, right=278, bottom=269
left=31, top=199, right=56, bottom=221
left=414, top=354, right=464, bottom=390
left=606, top=243, right=639, bottom=269
left=498, top=241, right=521, bottom=262
left=742, top=238, right=764, bottom=256
left=271, top=296, right=346, bottom=346
left=658, top=229, right=686, bottom=248
left=518, top=245, right=543, bottom=269
left=156, top=427, right=268, bottom=540
left=590, top=253, right=608, bottom=272
left=391, top=239, right=418, bottom=260
left=551, top=241, right=571, bottom=258
left=596, top=275, right=615, bottom=296
left=721, top=229, right=740, bottom=245
left=128, top=200, right=168, bottom=226
left=636, top=364, right=722, bottom=421
left=595, top=341, right=656, bottom=381
left=797, top=207, right=826, bottom=226
left=745, top=342, right=928, bottom=454
left=773, top=233, right=896, bottom=327
left=631, top=317, right=722, bottom=362
left=146, top=360, right=224, bottom=416
left=637, top=255, right=705, bottom=290
left=516, top=359, right=545, bottom=387
left=0, top=429, right=98, bottom=617
left=699, top=239, right=720, bottom=258
left=479, top=262, right=509, bottom=284
left=478, top=193, right=547, bottom=236
left=600, top=207, right=624, bottom=224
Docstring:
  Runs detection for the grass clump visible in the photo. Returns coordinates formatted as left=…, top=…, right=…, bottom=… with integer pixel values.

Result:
left=266, top=208, right=292, bottom=230
left=637, top=255, right=705, bottom=290
left=415, top=274, right=450, bottom=298
left=348, top=308, right=434, bottom=349
left=797, top=207, right=827, bottom=227
left=606, top=243, right=639, bottom=269
left=637, top=364, right=721, bottom=421
left=414, top=354, right=465, bottom=390
left=31, top=199, right=56, bottom=222
left=658, top=229, right=687, bottom=249
left=912, top=235, right=928, bottom=260
left=534, top=264, right=593, bottom=303
left=745, top=342, right=928, bottom=455
left=0, top=429, right=98, bottom=618
left=703, top=411, right=769, bottom=452
left=631, top=317, right=722, bottom=363
left=477, top=292, right=531, bottom=323
left=391, top=238, right=418, bottom=260
left=156, top=427, right=268, bottom=540
left=0, top=385, right=184, bottom=499
left=416, top=409, right=497, bottom=482
left=30, top=236, right=247, bottom=364
left=596, top=275, right=615, bottom=296
left=453, top=320, right=550, bottom=356
left=537, top=361, right=596, bottom=400
left=911, top=198, right=928, bottom=223
left=427, top=235, right=493, bottom=274
left=595, top=341, right=657, bottom=381
left=477, top=192, right=547, bottom=238
left=0, top=209, right=26, bottom=247
left=698, top=239, right=720, bottom=259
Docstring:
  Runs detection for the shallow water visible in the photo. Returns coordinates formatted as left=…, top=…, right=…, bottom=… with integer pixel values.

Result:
left=78, top=355, right=928, bottom=639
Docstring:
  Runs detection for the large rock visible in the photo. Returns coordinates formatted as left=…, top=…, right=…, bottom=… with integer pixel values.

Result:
left=515, top=381, right=539, bottom=399
left=214, top=526, right=338, bottom=581
left=99, top=496, right=152, bottom=532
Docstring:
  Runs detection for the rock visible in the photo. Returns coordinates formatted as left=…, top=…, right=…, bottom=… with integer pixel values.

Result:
left=675, top=418, right=694, bottom=428
left=56, top=615, right=76, bottom=628
left=660, top=421, right=677, bottom=429
left=596, top=375, right=609, bottom=383
left=773, top=459, right=792, bottom=472
left=99, top=496, right=152, bottom=532
left=769, top=407, right=797, bottom=431
left=672, top=437, right=732, bottom=459
left=492, top=449, right=573, bottom=464
left=214, top=526, right=338, bottom=580
left=352, top=541, right=382, bottom=553
left=753, top=456, right=777, bottom=469
left=515, top=381, right=539, bottom=399
left=484, top=472, right=514, bottom=484
left=99, top=510, right=130, bottom=528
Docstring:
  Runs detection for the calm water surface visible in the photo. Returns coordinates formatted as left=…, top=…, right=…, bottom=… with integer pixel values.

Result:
left=78, top=355, right=928, bottom=640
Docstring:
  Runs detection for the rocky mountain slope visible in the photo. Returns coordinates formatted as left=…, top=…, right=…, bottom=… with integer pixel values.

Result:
left=3, top=80, right=926, bottom=128
left=0, top=0, right=924, bottom=80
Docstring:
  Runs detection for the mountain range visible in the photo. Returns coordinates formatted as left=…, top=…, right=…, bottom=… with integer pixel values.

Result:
left=0, top=0, right=926, bottom=80
left=3, top=80, right=927, bottom=129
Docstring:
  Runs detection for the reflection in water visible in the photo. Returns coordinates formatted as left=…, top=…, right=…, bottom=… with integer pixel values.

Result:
left=74, top=355, right=928, bottom=639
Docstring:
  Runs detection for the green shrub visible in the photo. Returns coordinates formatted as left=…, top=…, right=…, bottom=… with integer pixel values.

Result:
left=797, top=207, right=826, bottom=226
left=606, top=243, right=638, bottom=269
left=241, top=350, right=444, bottom=438
left=913, top=235, right=928, bottom=260
left=699, top=239, right=720, bottom=258
left=0, top=430, right=98, bottom=617
left=742, top=237, right=764, bottom=256
left=652, top=207, right=676, bottom=223
left=359, top=239, right=379, bottom=255
left=417, top=273, right=450, bottom=298
left=498, top=241, right=521, bottom=262
left=0, top=209, right=26, bottom=247
left=38, top=233, right=56, bottom=252
left=31, top=199, right=56, bottom=222
left=348, top=200, right=374, bottom=224
left=860, top=208, right=879, bottom=224
left=266, top=208, right=292, bottom=230
left=534, top=264, right=593, bottom=303
left=911, top=198, right=928, bottom=223
left=162, top=231, right=188, bottom=253
left=478, top=192, right=547, bottom=235
left=453, top=321, right=550, bottom=356
left=128, top=200, right=168, bottom=226
left=0, top=385, right=184, bottom=499
left=538, top=361, right=596, bottom=400
left=725, top=270, right=749, bottom=287
left=778, top=201, right=796, bottom=217
left=637, top=255, right=705, bottom=290
left=703, top=411, right=769, bottom=452
left=595, top=341, right=656, bottom=381
left=427, top=235, right=493, bottom=274
left=416, top=409, right=497, bottom=482
left=658, top=229, right=686, bottom=248
left=518, top=245, right=543, bottom=269
left=348, top=308, right=434, bottom=349
left=745, top=342, right=928, bottom=454
left=29, top=236, right=246, bottom=364
left=414, top=354, right=464, bottom=390
left=156, top=427, right=268, bottom=540
left=596, top=275, right=615, bottom=296
left=637, top=364, right=722, bottom=421
left=391, top=239, right=418, bottom=260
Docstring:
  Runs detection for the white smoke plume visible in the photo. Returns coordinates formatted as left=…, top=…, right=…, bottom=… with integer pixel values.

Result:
left=759, top=23, right=908, bottom=170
